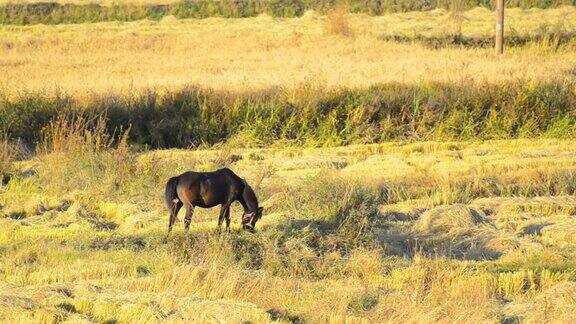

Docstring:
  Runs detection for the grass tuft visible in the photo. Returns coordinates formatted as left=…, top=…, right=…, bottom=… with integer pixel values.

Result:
left=325, top=6, right=352, bottom=36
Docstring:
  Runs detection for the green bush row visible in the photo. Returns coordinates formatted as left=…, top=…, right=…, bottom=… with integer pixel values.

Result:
left=1, top=0, right=575, bottom=25
left=1, top=80, right=575, bottom=149
left=379, top=30, right=576, bottom=49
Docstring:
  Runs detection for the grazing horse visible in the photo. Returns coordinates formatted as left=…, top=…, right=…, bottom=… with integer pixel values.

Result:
left=164, top=168, right=263, bottom=237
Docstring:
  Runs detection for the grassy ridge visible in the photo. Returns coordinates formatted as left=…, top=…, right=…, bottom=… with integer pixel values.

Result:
left=2, top=81, right=575, bottom=149
left=2, top=0, right=576, bottom=24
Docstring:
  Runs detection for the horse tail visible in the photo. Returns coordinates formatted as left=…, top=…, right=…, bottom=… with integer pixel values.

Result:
left=165, top=176, right=180, bottom=210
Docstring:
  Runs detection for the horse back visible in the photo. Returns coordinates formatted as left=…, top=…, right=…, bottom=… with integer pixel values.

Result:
left=176, top=168, right=244, bottom=207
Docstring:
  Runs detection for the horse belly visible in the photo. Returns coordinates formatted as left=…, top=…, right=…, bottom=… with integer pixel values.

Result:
left=195, top=200, right=220, bottom=208
left=195, top=180, right=226, bottom=208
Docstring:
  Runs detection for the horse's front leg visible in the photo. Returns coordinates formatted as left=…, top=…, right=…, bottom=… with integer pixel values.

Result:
left=217, top=205, right=226, bottom=234
left=217, top=202, right=233, bottom=234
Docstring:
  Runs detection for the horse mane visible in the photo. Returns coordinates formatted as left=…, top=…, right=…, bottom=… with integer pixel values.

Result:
left=241, top=179, right=258, bottom=212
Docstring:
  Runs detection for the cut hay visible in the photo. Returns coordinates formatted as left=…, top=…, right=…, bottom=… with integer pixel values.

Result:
left=414, top=204, right=487, bottom=233
left=413, top=204, right=500, bottom=260
left=525, top=282, right=576, bottom=323
left=541, top=221, right=576, bottom=248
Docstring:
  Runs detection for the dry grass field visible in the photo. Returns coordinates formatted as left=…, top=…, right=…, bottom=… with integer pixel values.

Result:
left=0, top=0, right=178, bottom=4
left=1, top=136, right=576, bottom=322
left=1, top=5, right=576, bottom=323
left=1, top=7, right=575, bottom=96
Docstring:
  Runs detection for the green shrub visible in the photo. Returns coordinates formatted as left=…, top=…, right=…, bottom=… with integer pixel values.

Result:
left=0, top=80, right=574, bottom=150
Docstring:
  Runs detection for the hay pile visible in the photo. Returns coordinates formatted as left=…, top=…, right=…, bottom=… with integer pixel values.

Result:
left=414, top=204, right=487, bottom=233
left=413, top=204, right=502, bottom=260
left=525, top=282, right=576, bottom=323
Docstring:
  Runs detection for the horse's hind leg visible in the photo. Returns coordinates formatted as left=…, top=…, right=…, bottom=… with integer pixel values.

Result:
left=165, top=201, right=183, bottom=241
left=184, top=205, right=195, bottom=231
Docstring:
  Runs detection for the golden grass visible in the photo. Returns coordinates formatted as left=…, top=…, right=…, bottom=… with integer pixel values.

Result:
left=1, top=7, right=575, bottom=96
left=0, top=138, right=14, bottom=177
left=2, top=139, right=576, bottom=322
left=2, top=7, right=576, bottom=322
left=325, top=6, right=352, bottom=36
left=0, top=0, right=178, bottom=5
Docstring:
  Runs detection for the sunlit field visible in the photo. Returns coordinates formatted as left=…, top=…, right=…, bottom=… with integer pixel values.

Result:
left=1, top=4, right=576, bottom=323
left=2, top=136, right=576, bottom=322
left=1, top=7, right=575, bottom=95
left=0, top=0, right=177, bottom=4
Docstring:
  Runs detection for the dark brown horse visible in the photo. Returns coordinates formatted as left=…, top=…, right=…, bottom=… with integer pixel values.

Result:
left=164, top=168, right=263, bottom=237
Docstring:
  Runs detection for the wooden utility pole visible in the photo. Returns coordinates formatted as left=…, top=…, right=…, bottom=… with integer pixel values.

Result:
left=495, top=0, right=505, bottom=54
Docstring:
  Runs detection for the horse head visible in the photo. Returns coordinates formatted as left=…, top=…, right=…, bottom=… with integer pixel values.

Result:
left=242, top=206, right=264, bottom=232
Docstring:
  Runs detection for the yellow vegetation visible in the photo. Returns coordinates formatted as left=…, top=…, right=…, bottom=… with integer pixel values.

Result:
left=1, top=139, right=576, bottom=322
left=1, top=7, right=575, bottom=96
left=0, top=0, right=178, bottom=5
left=2, top=6, right=576, bottom=322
